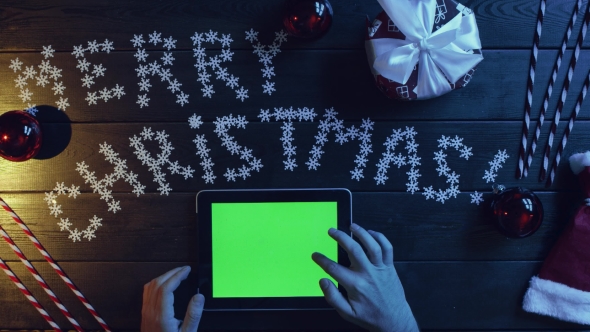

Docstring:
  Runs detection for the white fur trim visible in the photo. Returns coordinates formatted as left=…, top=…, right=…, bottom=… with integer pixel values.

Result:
left=523, top=276, right=590, bottom=325
left=569, top=151, right=590, bottom=175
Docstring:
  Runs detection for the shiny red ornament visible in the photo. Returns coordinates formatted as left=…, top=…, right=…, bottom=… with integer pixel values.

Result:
left=283, top=0, right=333, bottom=39
left=0, top=111, right=42, bottom=162
left=491, top=187, right=544, bottom=238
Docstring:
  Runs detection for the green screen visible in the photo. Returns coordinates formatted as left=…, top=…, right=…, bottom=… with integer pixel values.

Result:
left=212, top=201, right=338, bottom=298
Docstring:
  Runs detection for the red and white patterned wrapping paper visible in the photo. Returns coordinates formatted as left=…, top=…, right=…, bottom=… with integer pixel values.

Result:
left=365, top=0, right=483, bottom=100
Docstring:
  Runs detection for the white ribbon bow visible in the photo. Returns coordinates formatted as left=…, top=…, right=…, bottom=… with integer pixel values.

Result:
left=370, top=0, right=484, bottom=99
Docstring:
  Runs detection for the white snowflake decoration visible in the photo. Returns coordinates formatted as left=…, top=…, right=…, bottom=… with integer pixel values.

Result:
left=137, top=94, right=150, bottom=108
left=350, top=119, right=375, bottom=181
left=9, top=58, right=23, bottom=73
left=9, top=46, right=69, bottom=111
left=422, top=135, right=472, bottom=204
left=483, top=149, right=509, bottom=183
left=235, top=86, right=249, bottom=102
left=25, top=104, right=39, bottom=116
left=48, top=131, right=194, bottom=242
left=72, top=40, right=124, bottom=106
left=262, top=80, right=276, bottom=95
left=41, top=45, right=55, bottom=59
left=78, top=143, right=146, bottom=208
left=191, top=30, right=247, bottom=101
left=188, top=113, right=203, bottom=129
left=258, top=107, right=317, bottom=171
left=470, top=191, right=484, bottom=205
left=129, top=127, right=195, bottom=196
left=44, top=182, right=104, bottom=243
left=302, top=108, right=374, bottom=181
left=131, top=32, right=188, bottom=108
left=188, top=114, right=217, bottom=184
left=422, top=186, right=435, bottom=199
left=374, top=127, right=422, bottom=194
left=213, top=114, right=263, bottom=182
left=245, top=29, right=288, bottom=95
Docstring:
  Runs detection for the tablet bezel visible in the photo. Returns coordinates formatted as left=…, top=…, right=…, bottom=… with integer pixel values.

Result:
left=196, top=188, right=352, bottom=311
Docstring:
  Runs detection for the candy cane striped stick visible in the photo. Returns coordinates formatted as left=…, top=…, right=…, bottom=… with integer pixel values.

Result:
left=0, top=257, right=62, bottom=331
left=516, top=0, right=546, bottom=179
left=523, top=0, right=583, bottom=177
left=0, top=198, right=111, bottom=331
left=540, top=3, right=590, bottom=181
left=546, top=71, right=590, bottom=187
left=0, top=227, right=83, bottom=331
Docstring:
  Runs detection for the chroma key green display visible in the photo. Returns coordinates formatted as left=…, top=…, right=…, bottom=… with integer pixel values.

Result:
left=212, top=202, right=338, bottom=298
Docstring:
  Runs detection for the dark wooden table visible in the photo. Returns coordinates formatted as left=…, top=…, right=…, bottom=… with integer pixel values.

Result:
left=1, top=0, right=590, bottom=330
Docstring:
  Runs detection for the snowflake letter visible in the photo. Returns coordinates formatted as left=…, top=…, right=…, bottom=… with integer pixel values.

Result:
left=72, top=39, right=124, bottom=106
left=213, top=114, right=263, bottom=182
left=374, top=127, right=422, bottom=194
left=422, top=135, right=472, bottom=204
left=258, top=107, right=317, bottom=171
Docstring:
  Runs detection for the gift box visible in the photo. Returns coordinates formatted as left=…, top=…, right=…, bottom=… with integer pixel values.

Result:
left=365, top=0, right=484, bottom=100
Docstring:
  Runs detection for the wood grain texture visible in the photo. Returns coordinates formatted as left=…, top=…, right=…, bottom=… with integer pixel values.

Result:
left=0, top=0, right=589, bottom=51
left=1, top=0, right=589, bottom=330
left=0, top=262, right=586, bottom=330
left=0, top=122, right=586, bottom=192
left=1, top=49, right=590, bottom=122
left=0, top=191, right=580, bottom=263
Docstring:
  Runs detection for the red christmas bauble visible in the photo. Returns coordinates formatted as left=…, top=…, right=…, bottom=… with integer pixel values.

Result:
left=0, top=111, right=42, bottom=162
left=283, top=0, right=333, bottom=39
left=491, top=187, right=543, bottom=238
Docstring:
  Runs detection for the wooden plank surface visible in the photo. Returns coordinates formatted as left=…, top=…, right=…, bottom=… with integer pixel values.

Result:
left=1, top=49, right=590, bottom=122
left=1, top=0, right=589, bottom=330
left=0, top=122, right=587, bottom=192
left=0, top=0, right=589, bottom=50
left=0, top=262, right=586, bottom=330
left=0, top=191, right=580, bottom=263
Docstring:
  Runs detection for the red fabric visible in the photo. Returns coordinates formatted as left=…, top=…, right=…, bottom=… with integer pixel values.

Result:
left=579, top=165, right=590, bottom=197
left=538, top=166, right=590, bottom=292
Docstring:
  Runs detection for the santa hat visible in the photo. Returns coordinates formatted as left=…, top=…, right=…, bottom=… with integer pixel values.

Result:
left=522, top=151, right=590, bottom=325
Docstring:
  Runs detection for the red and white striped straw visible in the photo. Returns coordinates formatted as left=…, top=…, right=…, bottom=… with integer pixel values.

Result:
left=523, top=0, right=583, bottom=177
left=546, top=71, right=590, bottom=187
left=0, top=256, right=62, bottom=331
left=540, top=4, right=590, bottom=181
left=0, top=197, right=111, bottom=331
left=0, top=227, right=83, bottom=331
left=516, top=0, right=546, bottom=179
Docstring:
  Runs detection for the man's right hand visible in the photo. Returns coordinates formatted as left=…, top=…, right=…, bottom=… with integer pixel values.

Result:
left=312, top=223, right=419, bottom=332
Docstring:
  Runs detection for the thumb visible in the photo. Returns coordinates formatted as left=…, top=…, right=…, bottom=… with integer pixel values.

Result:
left=180, top=293, right=205, bottom=332
left=319, top=279, right=354, bottom=320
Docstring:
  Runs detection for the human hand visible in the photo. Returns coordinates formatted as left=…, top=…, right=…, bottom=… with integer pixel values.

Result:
left=311, top=224, right=418, bottom=332
left=141, top=266, right=205, bottom=332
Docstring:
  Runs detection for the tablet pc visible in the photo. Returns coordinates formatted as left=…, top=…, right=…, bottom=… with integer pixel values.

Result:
left=196, top=188, right=352, bottom=311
